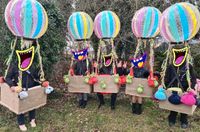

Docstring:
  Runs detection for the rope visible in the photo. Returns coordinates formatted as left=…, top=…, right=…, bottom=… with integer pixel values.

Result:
left=36, top=40, right=45, bottom=82
left=96, top=39, right=102, bottom=74
left=18, top=70, right=22, bottom=88
left=133, top=39, right=142, bottom=58
left=161, top=44, right=171, bottom=88
left=68, top=57, right=74, bottom=75
left=185, top=43, right=192, bottom=90
left=4, top=37, right=17, bottom=78
left=86, top=58, right=89, bottom=75
left=111, top=39, right=117, bottom=75
left=143, top=39, right=147, bottom=48
left=111, top=39, right=118, bottom=60
left=149, top=39, right=154, bottom=78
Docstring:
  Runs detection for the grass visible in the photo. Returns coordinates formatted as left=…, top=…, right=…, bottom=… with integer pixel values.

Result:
left=0, top=91, right=200, bottom=132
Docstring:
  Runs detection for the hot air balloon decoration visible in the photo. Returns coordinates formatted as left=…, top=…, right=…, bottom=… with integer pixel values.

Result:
left=126, top=7, right=161, bottom=98
left=93, top=10, right=121, bottom=93
left=65, top=12, right=95, bottom=93
left=0, top=0, right=49, bottom=114
left=158, top=2, right=200, bottom=115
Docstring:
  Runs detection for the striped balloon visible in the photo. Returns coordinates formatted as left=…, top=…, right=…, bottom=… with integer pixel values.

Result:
left=67, top=12, right=93, bottom=40
left=94, top=10, right=121, bottom=39
left=4, top=0, right=48, bottom=39
left=132, top=7, right=161, bottom=38
left=160, top=2, right=200, bottom=43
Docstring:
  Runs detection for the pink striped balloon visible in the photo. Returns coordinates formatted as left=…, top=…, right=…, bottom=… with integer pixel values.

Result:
left=4, top=0, right=48, bottom=39
left=132, top=7, right=161, bottom=38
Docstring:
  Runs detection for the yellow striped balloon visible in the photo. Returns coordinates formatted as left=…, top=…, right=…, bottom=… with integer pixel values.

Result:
left=67, top=12, right=94, bottom=40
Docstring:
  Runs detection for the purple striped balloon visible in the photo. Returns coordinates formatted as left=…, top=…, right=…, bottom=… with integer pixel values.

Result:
left=4, top=0, right=48, bottom=39
left=132, top=7, right=161, bottom=38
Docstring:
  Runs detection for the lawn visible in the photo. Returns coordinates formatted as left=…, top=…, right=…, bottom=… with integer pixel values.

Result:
left=0, top=91, right=200, bottom=132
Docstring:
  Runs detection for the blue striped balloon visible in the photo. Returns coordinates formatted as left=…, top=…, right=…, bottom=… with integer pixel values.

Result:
left=67, top=12, right=94, bottom=40
left=94, top=10, right=121, bottom=39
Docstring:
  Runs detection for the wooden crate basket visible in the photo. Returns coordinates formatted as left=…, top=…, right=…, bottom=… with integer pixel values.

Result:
left=93, top=75, right=119, bottom=93
left=0, top=83, right=47, bottom=114
left=68, top=76, right=92, bottom=93
left=125, top=78, right=155, bottom=98
left=159, top=90, right=197, bottom=115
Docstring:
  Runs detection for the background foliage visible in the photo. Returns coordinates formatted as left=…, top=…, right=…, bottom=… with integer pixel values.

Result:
left=1, top=0, right=200, bottom=87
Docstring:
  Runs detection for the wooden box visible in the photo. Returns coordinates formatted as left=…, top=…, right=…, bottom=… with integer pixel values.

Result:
left=125, top=78, right=155, bottom=98
left=68, top=76, right=92, bottom=93
left=0, top=83, right=47, bottom=114
left=159, top=90, right=197, bottom=115
left=93, top=75, right=119, bottom=93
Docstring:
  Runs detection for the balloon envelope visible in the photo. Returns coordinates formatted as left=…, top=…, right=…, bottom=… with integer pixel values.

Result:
left=5, top=0, right=48, bottom=39
left=67, top=12, right=94, bottom=40
left=160, top=2, right=200, bottom=43
left=94, top=10, right=121, bottom=39
left=132, top=7, right=161, bottom=38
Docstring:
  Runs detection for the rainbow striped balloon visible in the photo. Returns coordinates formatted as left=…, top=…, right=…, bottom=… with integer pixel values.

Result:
left=4, top=0, right=48, bottom=39
left=132, top=7, right=161, bottom=38
left=67, top=12, right=93, bottom=40
left=94, top=10, right=121, bottom=39
left=160, top=2, right=200, bottom=43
